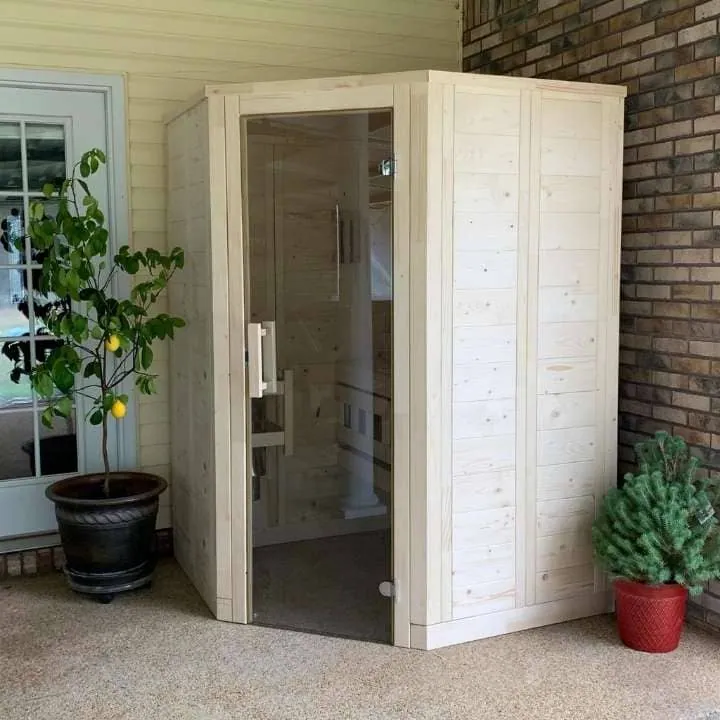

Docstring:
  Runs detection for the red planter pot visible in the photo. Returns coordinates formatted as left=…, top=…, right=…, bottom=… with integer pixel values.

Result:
left=614, top=579, right=688, bottom=653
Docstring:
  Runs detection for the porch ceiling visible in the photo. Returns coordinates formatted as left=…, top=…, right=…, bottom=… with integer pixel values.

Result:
left=2, top=561, right=719, bottom=719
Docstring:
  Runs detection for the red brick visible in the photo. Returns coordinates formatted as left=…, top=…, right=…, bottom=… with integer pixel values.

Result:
left=673, top=248, right=713, bottom=263
left=674, top=392, right=712, bottom=411
left=637, top=141, right=673, bottom=161
left=654, top=337, right=688, bottom=353
left=673, top=284, right=712, bottom=300
left=691, top=266, right=720, bottom=282
left=697, top=0, right=720, bottom=20
left=622, top=57, right=656, bottom=79
left=672, top=356, right=712, bottom=374
left=695, top=115, right=720, bottom=134
left=637, top=213, right=674, bottom=230
left=678, top=19, right=718, bottom=45
left=653, top=371, right=690, bottom=389
left=641, top=33, right=676, bottom=55
left=655, top=266, right=690, bottom=281
left=636, top=107, right=673, bottom=127
left=675, top=59, right=716, bottom=82
left=637, top=283, right=671, bottom=299
left=654, top=406, right=688, bottom=424
left=623, top=21, right=658, bottom=44
left=689, top=340, right=720, bottom=357
left=656, top=8, right=695, bottom=32
left=655, top=194, right=693, bottom=210
left=653, top=301, right=691, bottom=318
left=638, top=249, right=673, bottom=264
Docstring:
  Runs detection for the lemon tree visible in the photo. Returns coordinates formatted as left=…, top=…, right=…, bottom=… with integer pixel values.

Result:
left=12, top=149, right=184, bottom=495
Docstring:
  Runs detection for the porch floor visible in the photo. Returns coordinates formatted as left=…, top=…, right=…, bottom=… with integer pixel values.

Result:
left=2, top=560, right=720, bottom=720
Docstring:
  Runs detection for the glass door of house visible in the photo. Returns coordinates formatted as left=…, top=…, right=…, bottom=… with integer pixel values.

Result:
left=0, top=86, right=110, bottom=540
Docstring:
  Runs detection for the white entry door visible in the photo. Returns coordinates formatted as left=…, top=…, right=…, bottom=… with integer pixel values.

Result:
left=0, top=83, right=118, bottom=541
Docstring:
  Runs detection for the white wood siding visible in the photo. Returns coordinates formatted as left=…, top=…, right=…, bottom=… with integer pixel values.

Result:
left=448, top=85, right=623, bottom=628
left=451, top=90, right=522, bottom=621
left=0, top=1, right=459, bottom=500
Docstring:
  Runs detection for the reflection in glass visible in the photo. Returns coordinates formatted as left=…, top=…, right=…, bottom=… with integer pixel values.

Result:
left=26, top=124, right=66, bottom=191
left=37, top=409, right=78, bottom=476
left=0, top=198, right=24, bottom=265
left=0, top=123, right=22, bottom=191
left=0, top=268, right=29, bottom=338
left=0, top=411, right=34, bottom=479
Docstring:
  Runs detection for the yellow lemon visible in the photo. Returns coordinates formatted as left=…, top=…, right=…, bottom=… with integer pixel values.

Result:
left=110, top=400, right=127, bottom=419
left=105, top=335, right=120, bottom=352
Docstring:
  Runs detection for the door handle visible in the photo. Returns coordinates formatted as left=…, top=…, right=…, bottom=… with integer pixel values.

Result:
left=261, top=320, right=278, bottom=395
left=248, top=322, right=265, bottom=398
left=248, top=321, right=278, bottom=398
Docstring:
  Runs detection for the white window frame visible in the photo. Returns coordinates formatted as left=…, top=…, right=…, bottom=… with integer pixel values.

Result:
left=0, top=69, right=135, bottom=551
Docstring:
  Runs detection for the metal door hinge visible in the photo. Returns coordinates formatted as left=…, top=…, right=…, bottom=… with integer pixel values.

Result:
left=378, top=158, right=397, bottom=177
left=378, top=580, right=395, bottom=598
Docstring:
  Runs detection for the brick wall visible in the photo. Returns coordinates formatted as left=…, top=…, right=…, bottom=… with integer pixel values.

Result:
left=464, top=0, right=720, bottom=476
left=463, top=0, right=720, bottom=628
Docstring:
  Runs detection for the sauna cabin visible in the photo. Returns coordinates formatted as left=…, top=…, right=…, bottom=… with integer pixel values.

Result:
left=166, top=70, right=625, bottom=649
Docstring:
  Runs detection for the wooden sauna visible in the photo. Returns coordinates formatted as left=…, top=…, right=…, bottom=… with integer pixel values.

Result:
left=166, top=70, right=625, bottom=649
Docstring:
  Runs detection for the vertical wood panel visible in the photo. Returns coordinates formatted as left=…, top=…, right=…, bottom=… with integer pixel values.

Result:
left=451, top=85, right=522, bottom=620
left=521, top=89, right=542, bottom=608
left=409, top=81, right=430, bottom=627
left=440, top=83, right=455, bottom=622
left=225, top=95, right=249, bottom=623
left=393, top=82, right=412, bottom=648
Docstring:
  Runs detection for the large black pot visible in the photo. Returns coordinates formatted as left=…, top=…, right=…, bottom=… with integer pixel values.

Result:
left=46, top=471, right=167, bottom=603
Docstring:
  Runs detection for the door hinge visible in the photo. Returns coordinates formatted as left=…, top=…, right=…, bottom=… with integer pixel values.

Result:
left=378, top=580, right=396, bottom=599
left=378, top=158, right=397, bottom=177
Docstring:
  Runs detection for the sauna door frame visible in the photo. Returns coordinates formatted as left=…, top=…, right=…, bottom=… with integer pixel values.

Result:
left=224, top=83, right=412, bottom=648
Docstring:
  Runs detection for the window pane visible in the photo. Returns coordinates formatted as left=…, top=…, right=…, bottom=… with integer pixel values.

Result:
left=26, top=124, right=66, bottom=191
left=38, top=409, right=77, bottom=476
left=0, top=268, right=29, bottom=338
left=0, top=123, right=22, bottom=191
left=0, top=198, right=25, bottom=264
left=0, top=411, right=34, bottom=479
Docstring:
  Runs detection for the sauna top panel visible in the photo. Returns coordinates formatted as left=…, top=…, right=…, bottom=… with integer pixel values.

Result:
left=165, top=70, right=626, bottom=124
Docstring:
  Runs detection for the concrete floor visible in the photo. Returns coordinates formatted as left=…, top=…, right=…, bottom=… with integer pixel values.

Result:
left=2, top=560, right=720, bottom=720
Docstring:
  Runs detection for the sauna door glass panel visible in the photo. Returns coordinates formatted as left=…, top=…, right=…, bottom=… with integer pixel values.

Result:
left=246, top=111, right=394, bottom=643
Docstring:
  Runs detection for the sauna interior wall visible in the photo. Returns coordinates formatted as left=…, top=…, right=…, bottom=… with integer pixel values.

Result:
left=246, top=115, right=394, bottom=540
left=413, top=77, right=624, bottom=647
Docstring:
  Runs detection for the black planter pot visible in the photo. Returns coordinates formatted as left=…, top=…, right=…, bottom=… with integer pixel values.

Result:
left=46, top=471, right=167, bottom=603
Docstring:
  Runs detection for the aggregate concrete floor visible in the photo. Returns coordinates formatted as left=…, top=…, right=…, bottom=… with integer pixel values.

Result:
left=2, top=559, right=720, bottom=720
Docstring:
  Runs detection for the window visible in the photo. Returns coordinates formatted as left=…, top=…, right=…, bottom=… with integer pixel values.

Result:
left=0, top=121, right=78, bottom=481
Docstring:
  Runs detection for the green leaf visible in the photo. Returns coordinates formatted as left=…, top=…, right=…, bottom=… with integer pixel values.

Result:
left=41, top=407, right=54, bottom=429
left=30, top=201, right=45, bottom=220
left=79, top=161, right=90, bottom=178
left=89, top=409, right=104, bottom=426
left=83, top=360, right=101, bottom=379
left=36, top=373, right=54, bottom=399
left=141, top=345, right=153, bottom=370
left=42, top=183, right=55, bottom=198
left=52, top=362, right=74, bottom=393
left=56, top=396, right=73, bottom=418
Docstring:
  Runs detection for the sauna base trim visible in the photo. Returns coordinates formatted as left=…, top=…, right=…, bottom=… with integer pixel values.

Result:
left=410, top=592, right=613, bottom=650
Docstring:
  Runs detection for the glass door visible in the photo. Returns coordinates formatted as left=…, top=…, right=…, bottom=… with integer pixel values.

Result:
left=244, top=110, right=395, bottom=642
left=0, top=86, right=110, bottom=540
